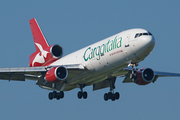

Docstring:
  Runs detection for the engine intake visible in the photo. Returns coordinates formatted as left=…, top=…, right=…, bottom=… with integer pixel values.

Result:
left=142, top=68, right=155, bottom=82
left=134, top=68, right=155, bottom=85
left=45, top=66, right=68, bottom=83
left=50, top=44, right=63, bottom=58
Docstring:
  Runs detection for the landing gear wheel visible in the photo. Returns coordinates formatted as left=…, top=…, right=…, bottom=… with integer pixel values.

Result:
left=60, top=91, right=64, bottom=98
left=115, top=92, right=120, bottom=100
left=83, top=91, right=87, bottom=99
left=48, top=92, right=53, bottom=100
left=108, top=92, right=112, bottom=99
left=103, top=92, right=120, bottom=101
left=78, top=91, right=83, bottom=99
left=52, top=91, right=57, bottom=98
left=56, top=93, right=61, bottom=100
left=48, top=91, right=65, bottom=100
left=104, top=93, right=108, bottom=101
left=111, top=94, right=115, bottom=101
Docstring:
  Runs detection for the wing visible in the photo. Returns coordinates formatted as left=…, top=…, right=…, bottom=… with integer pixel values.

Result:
left=121, top=67, right=180, bottom=83
left=0, top=64, right=85, bottom=90
left=0, top=64, right=85, bottom=80
left=154, top=71, right=180, bottom=77
left=0, top=67, right=47, bottom=81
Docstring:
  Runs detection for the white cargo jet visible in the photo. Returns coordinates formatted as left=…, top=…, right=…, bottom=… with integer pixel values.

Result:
left=0, top=18, right=180, bottom=101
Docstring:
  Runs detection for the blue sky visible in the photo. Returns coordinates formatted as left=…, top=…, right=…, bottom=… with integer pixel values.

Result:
left=0, top=0, right=180, bottom=120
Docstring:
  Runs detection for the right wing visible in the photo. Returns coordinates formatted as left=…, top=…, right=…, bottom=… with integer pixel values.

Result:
left=0, top=64, right=86, bottom=91
left=0, top=64, right=85, bottom=81
left=0, top=67, right=47, bottom=81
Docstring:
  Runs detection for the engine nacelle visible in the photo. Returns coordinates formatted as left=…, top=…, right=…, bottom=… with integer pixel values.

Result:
left=134, top=68, right=155, bottom=85
left=45, top=66, right=68, bottom=83
left=29, top=44, right=63, bottom=67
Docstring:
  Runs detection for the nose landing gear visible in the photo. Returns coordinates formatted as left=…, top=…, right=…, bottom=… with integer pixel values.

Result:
left=129, top=62, right=138, bottom=80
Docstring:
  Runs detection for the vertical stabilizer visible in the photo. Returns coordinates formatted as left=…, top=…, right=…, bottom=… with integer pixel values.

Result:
left=29, top=18, right=49, bottom=51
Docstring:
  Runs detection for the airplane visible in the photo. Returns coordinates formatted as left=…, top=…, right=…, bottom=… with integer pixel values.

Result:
left=0, top=18, right=180, bottom=101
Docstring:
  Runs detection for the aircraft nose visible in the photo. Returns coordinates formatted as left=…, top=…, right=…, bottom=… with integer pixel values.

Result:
left=139, top=34, right=155, bottom=49
left=148, top=35, right=155, bottom=48
left=134, top=34, right=155, bottom=60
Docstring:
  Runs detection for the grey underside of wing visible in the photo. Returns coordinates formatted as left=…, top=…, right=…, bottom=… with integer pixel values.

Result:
left=154, top=71, right=180, bottom=77
left=0, top=67, right=47, bottom=81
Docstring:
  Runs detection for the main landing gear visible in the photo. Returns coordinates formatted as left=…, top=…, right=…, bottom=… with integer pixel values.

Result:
left=103, top=77, right=120, bottom=101
left=77, top=84, right=88, bottom=99
left=104, top=91, right=120, bottom=101
left=48, top=83, right=65, bottom=100
left=48, top=91, right=64, bottom=100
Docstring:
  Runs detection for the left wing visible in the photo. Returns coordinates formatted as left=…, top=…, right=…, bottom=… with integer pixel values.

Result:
left=92, top=67, right=180, bottom=91
left=122, top=67, right=180, bottom=83
left=154, top=71, right=180, bottom=77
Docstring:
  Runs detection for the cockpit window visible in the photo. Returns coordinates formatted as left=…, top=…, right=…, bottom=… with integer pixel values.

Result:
left=139, top=33, right=142, bottom=37
left=143, top=33, right=148, bottom=35
left=135, top=34, right=139, bottom=38
left=148, top=32, right=152, bottom=35
left=134, top=32, right=152, bottom=38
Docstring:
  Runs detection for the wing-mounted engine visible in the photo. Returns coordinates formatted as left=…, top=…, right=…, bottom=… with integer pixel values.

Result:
left=45, top=66, right=68, bottom=83
left=29, top=44, right=63, bottom=67
left=134, top=68, right=155, bottom=85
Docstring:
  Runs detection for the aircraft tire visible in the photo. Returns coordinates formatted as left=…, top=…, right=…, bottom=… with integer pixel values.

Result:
left=108, top=92, right=112, bottom=99
left=48, top=92, right=53, bottom=100
left=52, top=91, right=57, bottom=98
left=83, top=91, right=87, bottom=99
left=104, top=93, right=108, bottom=101
left=111, top=94, right=116, bottom=101
left=60, top=91, right=64, bottom=98
left=78, top=91, right=83, bottom=99
left=56, top=93, right=61, bottom=100
left=115, top=92, right=120, bottom=100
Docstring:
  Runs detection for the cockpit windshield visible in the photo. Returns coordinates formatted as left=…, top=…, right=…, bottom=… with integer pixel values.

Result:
left=134, top=32, right=152, bottom=38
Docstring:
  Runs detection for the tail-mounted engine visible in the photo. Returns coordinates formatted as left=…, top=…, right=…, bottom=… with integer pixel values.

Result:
left=134, top=68, right=155, bottom=85
left=45, top=66, right=68, bottom=83
left=29, top=44, right=63, bottom=67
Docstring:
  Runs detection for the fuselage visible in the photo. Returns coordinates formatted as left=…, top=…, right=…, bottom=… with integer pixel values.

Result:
left=50, top=28, right=155, bottom=88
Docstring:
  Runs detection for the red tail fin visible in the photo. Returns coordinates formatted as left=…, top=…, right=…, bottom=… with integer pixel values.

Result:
left=29, top=18, right=63, bottom=67
left=29, top=18, right=49, bottom=51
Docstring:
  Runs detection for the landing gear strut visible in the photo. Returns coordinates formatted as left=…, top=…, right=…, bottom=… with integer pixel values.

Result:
left=77, top=84, right=88, bottom=99
left=129, top=62, right=138, bottom=80
left=104, top=77, right=120, bottom=101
